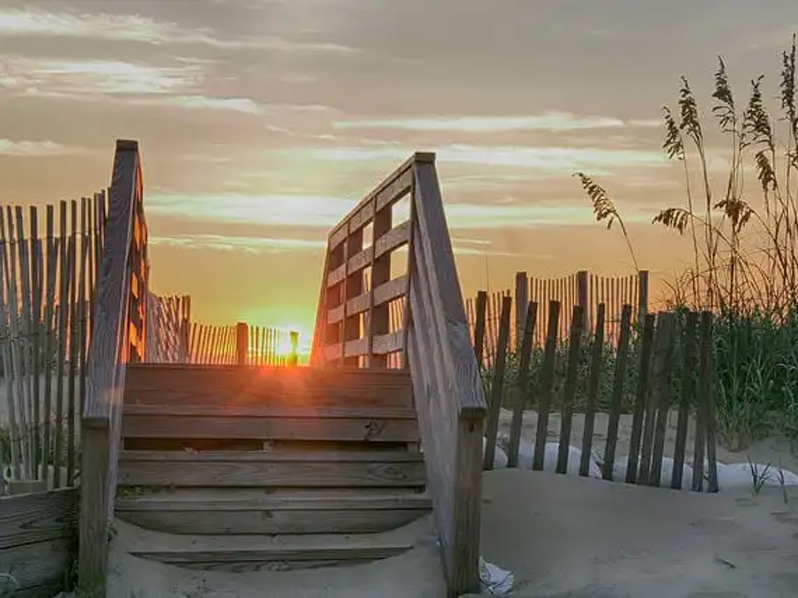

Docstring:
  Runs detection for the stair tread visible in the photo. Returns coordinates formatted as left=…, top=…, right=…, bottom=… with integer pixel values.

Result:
left=119, top=449, right=424, bottom=462
left=122, top=404, right=418, bottom=419
left=116, top=514, right=432, bottom=554
left=116, top=487, right=432, bottom=510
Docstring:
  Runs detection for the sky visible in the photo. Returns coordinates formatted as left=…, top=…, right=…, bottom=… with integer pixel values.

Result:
left=1, top=0, right=797, bottom=352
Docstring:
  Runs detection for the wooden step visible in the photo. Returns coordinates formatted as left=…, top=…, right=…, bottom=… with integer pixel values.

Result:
left=116, top=515, right=431, bottom=572
left=123, top=364, right=414, bottom=408
left=117, top=449, right=427, bottom=488
left=122, top=404, right=420, bottom=443
left=115, top=487, right=432, bottom=535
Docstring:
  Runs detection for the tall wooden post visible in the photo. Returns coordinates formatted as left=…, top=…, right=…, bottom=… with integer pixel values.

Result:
left=637, top=270, right=649, bottom=323
left=513, top=272, right=528, bottom=351
left=235, top=322, right=248, bottom=365
left=576, top=270, right=589, bottom=331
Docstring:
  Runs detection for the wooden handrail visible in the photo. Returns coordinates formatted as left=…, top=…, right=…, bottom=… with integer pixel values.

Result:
left=311, top=153, right=488, bottom=596
left=79, top=139, right=148, bottom=595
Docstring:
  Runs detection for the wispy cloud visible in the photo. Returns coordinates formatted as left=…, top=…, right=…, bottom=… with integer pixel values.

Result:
left=0, top=9, right=357, bottom=53
left=147, top=192, right=654, bottom=230
left=0, top=139, right=89, bottom=157
left=150, top=234, right=326, bottom=253
left=333, top=113, right=662, bottom=133
left=296, top=144, right=666, bottom=174
left=0, top=55, right=201, bottom=95
left=150, top=232, right=523, bottom=257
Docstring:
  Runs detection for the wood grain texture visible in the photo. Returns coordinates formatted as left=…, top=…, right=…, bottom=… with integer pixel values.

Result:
left=0, top=488, right=77, bottom=549
left=0, top=538, right=73, bottom=597
left=118, top=450, right=427, bottom=487
left=79, top=138, right=141, bottom=596
left=123, top=364, right=414, bottom=408
left=130, top=543, right=412, bottom=571
left=122, top=405, right=420, bottom=442
left=115, top=488, right=431, bottom=535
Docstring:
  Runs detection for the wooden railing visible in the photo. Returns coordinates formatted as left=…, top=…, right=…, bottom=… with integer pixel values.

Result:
left=78, top=140, right=148, bottom=594
left=311, top=153, right=487, bottom=596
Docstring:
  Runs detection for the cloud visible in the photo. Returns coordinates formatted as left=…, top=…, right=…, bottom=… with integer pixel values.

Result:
left=333, top=113, right=663, bottom=133
left=149, top=232, right=524, bottom=257
left=0, top=55, right=201, bottom=95
left=146, top=192, right=654, bottom=230
left=150, top=234, right=326, bottom=253
left=296, top=144, right=666, bottom=174
left=0, top=139, right=89, bottom=157
left=0, top=9, right=357, bottom=53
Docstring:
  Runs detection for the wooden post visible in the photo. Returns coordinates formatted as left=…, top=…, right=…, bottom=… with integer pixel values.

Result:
left=637, top=270, right=649, bottom=323
left=235, top=322, right=248, bottom=365
left=289, top=330, right=299, bottom=366
left=513, top=271, right=527, bottom=351
left=576, top=270, right=589, bottom=330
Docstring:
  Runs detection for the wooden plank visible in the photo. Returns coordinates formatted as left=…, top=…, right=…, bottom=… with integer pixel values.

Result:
left=328, top=160, right=416, bottom=250
left=328, top=275, right=408, bottom=325
left=123, top=404, right=418, bottom=419
left=373, top=220, right=410, bottom=259
left=0, top=538, right=73, bottom=597
left=601, top=304, right=632, bottom=481
left=129, top=543, right=412, bottom=568
left=701, top=311, right=719, bottom=493
left=672, top=311, right=698, bottom=490
left=117, top=508, right=428, bottom=536
left=625, top=313, right=656, bottom=484
left=639, top=313, right=667, bottom=485
left=579, top=303, right=604, bottom=477
left=507, top=301, right=536, bottom=468
left=472, top=290, right=487, bottom=366
left=484, top=295, right=511, bottom=470
left=123, top=364, right=414, bottom=407
left=79, top=139, right=141, bottom=596
left=115, top=489, right=431, bottom=535
left=118, top=451, right=427, bottom=487
left=556, top=304, right=584, bottom=474
left=0, top=488, right=78, bottom=549
left=371, top=330, right=403, bottom=355
left=122, top=408, right=420, bottom=442
left=533, top=301, right=560, bottom=471
left=649, top=312, right=677, bottom=486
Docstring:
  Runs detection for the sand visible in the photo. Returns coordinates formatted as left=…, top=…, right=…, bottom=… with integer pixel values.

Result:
left=477, top=468, right=798, bottom=597
left=38, top=406, right=798, bottom=596
left=96, top=516, right=447, bottom=598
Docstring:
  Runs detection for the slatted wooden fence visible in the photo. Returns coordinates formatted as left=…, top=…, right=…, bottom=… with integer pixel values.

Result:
left=466, top=270, right=649, bottom=366
left=479, top=297, right=719, bottom=493
left=0, top=194, right=108, bottom=495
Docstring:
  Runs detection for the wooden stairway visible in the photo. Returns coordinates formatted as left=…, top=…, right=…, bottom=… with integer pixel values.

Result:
left=113, top=363, right=432, bottom=572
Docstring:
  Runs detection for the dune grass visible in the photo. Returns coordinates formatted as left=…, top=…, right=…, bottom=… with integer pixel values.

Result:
left=481, top=36, right=798, bottom=455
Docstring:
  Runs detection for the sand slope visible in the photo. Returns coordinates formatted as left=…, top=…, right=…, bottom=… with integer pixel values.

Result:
left=480, top=468, right=798, bottom=597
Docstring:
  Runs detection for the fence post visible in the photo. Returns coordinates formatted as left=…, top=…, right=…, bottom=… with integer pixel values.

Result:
left=576, top=270, right=589, bottom=330
left=235, top=322, right=248, bottom=365
left=289, top=330, right=299, bottom=366
left=514, top=272, right=528, bottom=351
left=637, top=270, right=649, bottom=323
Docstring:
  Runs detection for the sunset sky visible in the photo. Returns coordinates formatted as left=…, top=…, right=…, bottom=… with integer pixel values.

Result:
left=1, top=0, right=796, bottom=351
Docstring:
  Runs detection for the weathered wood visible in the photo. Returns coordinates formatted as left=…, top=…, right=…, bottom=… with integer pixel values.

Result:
left=115, top=489, right=431, bottom=535
left=118, top=450, right=427, bottom=487
left=472, top=290, right=487, bottom=366
left=626, top=313, right=655, bottom=484
left=701, top=311, right=718, bottom=493
left=0, top=488, right=78, bottom=549
left=508, top=301, right=537, bottom=468
left=672, top=311, right=698, bottom=490
left=533, top=301, right=560, bottom=471
left=124, top=364, right=414, bottom=407
left=579, top=303, right=605, bottom=477
left=601, top=304, right=632, bottom=480
left=130, top=542, right=413, bottom=570
left=557, top=304, right=584, bottom=474
left=0, top=538, right=73, bottom=597
left=484, top=295, right=511, bottom=470
left=122, top=405, right=420, bottom=442
left=79, top=139, right=142, bottom=595
left=649, top=312, right=677, bottom=486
